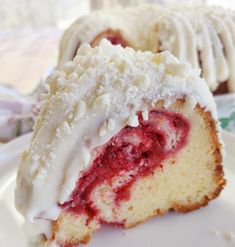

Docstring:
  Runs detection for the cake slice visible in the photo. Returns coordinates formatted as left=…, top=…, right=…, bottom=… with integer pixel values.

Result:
left=15, top=40, right=225, bottom=247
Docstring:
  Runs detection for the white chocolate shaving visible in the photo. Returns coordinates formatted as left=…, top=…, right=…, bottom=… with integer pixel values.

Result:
left=93, top=93, right=110, bottom=108
left=74, top=101, right=86, bottom=121
left=142, top=110, right=149, bottom=121
left=127, top=114, right=139, bottom=127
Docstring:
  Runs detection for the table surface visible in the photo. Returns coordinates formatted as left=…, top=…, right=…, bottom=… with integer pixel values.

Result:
left=0, top=29, right=62, bottom=94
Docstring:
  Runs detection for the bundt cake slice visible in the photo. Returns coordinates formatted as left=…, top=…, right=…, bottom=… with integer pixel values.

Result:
left=15, top=40, right=225, bottom=247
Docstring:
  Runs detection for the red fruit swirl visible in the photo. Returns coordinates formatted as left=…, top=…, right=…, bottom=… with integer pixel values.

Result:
left=106, top=35, right=128, bottom=47
left=60, top=110, right=190, bottom=218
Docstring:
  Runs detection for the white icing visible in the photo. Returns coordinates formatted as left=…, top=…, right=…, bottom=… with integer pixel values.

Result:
left=16, top=40, right=219, bottom=241
left=57, top=4, right=162, bottom=69
left=58, top=4, right=235, bottom=92
left=156, top=5, right=235, bottom=92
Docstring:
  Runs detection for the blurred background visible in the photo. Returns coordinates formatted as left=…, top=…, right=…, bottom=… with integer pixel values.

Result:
left=0, top=0, right=234, bottom=93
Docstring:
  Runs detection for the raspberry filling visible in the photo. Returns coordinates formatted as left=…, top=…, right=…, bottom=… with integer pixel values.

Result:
left=106, top=35, right=128, bottom=47
left=61, top=110, right=190, bottom=217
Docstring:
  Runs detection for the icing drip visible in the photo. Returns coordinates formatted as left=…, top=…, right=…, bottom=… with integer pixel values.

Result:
left=58, top=4, right=235, bottom=92
left=157, top=5, right=235, bottom=92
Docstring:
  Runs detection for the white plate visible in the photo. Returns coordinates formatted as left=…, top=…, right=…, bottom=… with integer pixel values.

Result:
left=0, top=132, right=235, bottom=247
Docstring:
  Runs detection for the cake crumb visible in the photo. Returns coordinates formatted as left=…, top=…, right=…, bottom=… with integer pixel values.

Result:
left=223, top=231, right=235, bottom=242
left=210, top=229, right=235, bottom=243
